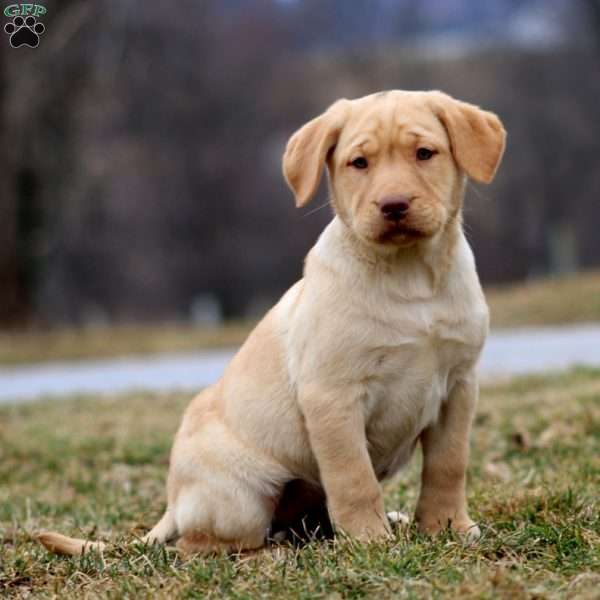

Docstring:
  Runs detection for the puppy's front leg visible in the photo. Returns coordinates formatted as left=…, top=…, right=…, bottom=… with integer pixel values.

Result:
left=415, top=372, right=480, bottom=540
left=299, top=385, right=391, bottom=541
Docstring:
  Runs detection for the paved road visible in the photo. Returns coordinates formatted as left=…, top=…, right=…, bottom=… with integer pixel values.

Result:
left=1, top=324, right=599, bottom=405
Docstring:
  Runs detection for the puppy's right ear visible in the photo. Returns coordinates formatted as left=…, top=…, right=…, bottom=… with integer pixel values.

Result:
left=283, top=99, right=349, bottom=207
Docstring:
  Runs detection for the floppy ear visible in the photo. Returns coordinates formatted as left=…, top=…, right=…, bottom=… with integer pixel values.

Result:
left=431, top=92, right=506, bottom=184
left=283, top=99, right=349, bottom=207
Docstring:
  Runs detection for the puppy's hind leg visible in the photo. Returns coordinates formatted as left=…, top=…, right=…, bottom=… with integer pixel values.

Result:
left=170, top=402, right=290, bottom=556
left=142, top=509, right=178, bottom=545
left=171, top=452, right=286, bottom=556
left=173, top=477, right=277, bottom=556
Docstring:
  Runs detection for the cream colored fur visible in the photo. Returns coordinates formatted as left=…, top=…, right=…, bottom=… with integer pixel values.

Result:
left=38, top=90, right=505, bottom=556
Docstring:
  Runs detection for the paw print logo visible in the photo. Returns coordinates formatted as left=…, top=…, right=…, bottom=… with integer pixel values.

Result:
left=4, top=15, right=45, bottom=48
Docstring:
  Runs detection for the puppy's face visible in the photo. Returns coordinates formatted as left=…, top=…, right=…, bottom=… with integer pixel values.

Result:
left=329, top=92, right=460, bottom=246
left=283, top=91, right=506, bottom=249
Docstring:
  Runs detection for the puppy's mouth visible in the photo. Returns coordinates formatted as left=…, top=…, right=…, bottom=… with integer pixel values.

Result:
left=377, top=223, right=427, bottom=244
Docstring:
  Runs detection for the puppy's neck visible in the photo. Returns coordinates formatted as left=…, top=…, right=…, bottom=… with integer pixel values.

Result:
left=311, top=216, right=461, bottom=300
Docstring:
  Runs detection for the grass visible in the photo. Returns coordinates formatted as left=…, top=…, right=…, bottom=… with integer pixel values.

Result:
left=486, top=269, right=600, bottom=329
left=0, top=322, right=253, bottom=366
left=2, top=270, right=600, bottom=366
left=0, top=369, right=599, bottom=598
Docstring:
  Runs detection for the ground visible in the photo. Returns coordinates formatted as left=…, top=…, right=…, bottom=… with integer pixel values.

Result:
left=2, top=270, right=600, bottom=366
left=0, top=322, right=252, bottom=366
left=486, top=270, right=600, bottom=329
left=1, top=368, right=599, bottom=598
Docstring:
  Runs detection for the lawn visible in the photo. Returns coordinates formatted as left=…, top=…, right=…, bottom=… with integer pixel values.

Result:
left=0, top=369, right=599, bottom=598
left=1, top=270, right=600, bottom=366
left=486, top=270, right=600, bottom=329
left=0, top=323, right=252, bottom=366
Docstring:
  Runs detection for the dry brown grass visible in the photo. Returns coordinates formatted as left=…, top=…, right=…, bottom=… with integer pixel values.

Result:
left=486, top=269, right=600, bottom=329
left=0, top=322, right=254, bottom=366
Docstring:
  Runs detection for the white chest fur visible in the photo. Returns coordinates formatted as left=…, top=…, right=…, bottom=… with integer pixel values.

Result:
left=282, top=218, right=489, bottom=479
left=351, top=282, right=486, bottom=477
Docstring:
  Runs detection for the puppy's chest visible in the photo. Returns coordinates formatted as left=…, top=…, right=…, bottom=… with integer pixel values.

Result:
left=361, top=319, right=460, bottom=422
left=360, top=296, right=484, bottom=381
left=356, top=302, right=485, bottom=471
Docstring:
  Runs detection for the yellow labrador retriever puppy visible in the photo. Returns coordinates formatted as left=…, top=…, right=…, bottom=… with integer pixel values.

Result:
left=39, top=90, right=505, bottom=556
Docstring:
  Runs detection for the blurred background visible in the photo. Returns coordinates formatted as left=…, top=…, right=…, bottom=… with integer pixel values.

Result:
left=4, top=4, right=600, bottom=590
left=2, top=0, right=600, bottom=332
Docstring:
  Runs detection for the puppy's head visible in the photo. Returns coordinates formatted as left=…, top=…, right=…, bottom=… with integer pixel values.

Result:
left=283, top=91, right=505, bottom=248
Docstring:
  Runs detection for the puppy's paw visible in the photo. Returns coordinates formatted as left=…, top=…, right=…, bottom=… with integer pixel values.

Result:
left=455, top=520, right=481, bottom=544
left=417, top=517, right=480, bottom=543
left=386, top=511, right=410, bottom=526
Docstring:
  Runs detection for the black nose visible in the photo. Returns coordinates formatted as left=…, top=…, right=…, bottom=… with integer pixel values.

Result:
left=380, top=198, right=410, bottom=221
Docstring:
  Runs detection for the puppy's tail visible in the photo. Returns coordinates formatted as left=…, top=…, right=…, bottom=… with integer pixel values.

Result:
left=36, top=531, right=106, bottom=556
left=37, top=510, right=177, bottom=556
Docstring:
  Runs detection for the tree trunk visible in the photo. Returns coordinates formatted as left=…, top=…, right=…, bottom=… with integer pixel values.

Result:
left=0, top=43, right=27, bottom=326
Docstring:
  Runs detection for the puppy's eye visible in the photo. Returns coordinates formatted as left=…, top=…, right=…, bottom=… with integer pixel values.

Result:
left=416, top=148, right=435, bottom=161
left=350, top=157, right=368, bottom=169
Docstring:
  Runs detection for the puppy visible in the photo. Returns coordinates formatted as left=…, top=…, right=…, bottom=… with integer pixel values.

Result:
left=39, top=90, right=505, bottom=556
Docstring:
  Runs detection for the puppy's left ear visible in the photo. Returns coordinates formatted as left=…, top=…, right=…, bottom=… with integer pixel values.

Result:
left=283, top=99, right=349, bottom=207
left=431, top=92, right=506, bottom=184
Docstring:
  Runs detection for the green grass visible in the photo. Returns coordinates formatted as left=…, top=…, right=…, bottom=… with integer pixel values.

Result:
left=2, top=270, right=600, bottom=366
left=1, top=369, right=599, bottom=598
